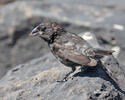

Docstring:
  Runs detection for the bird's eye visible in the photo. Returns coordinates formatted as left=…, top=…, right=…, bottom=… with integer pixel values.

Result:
left=37, top=26, right=41, bottom=31
left=37, top=25, right=46, bottom=31
left=41, top=25, right=46, bottom=31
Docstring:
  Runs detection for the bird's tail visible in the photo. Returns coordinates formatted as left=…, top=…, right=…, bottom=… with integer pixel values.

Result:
left=93, top=48, right=114, bottom=56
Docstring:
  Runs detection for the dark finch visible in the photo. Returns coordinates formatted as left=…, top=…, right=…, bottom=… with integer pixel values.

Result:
left=30, top=22, right=114, bottom=82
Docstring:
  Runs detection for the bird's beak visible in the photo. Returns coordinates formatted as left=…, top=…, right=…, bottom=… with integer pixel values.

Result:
left=29, top=32, right=38, bottom=36
left=29, top=32, right=34, bottom=36
left=29, top=28, right=38, bottom=36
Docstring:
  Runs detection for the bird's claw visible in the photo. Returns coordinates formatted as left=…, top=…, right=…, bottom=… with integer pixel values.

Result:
left=56, top=75, right=74, bottom=82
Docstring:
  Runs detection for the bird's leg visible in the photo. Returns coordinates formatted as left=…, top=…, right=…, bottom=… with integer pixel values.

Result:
left=57, top=67, right=76, bottom=82
left=68, top=66, right=82, bottom=80
left=57, top=66, right=82, bottom=82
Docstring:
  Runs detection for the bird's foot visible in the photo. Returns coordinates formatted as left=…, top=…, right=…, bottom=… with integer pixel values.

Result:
left=57, top=66, right=81, bottom=82
left=57, top=69, right=76, bottom=82
left=56, top=75, right=74, bottom=82
left=56, top=76, right=68, bottom=82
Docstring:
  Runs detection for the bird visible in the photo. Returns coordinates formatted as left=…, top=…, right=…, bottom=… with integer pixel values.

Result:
left=29, top=22, right=114, bottom=82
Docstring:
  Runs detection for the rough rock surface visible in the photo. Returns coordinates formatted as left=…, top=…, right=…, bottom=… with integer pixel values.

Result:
left=80, top=32, right=125, bottom=92
left=0, top=0, right=51, bottom=78
left=102, top=56, right=125, bottom=92
left=0, top=0, right=15, bottom=6
left=0, top=53, right=123, bottom=100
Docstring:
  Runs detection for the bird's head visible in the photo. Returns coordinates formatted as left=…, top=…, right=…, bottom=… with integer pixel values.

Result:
left=29, top=22, right=63, bottom=42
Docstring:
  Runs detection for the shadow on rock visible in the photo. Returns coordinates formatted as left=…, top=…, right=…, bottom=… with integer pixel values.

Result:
left=73, top=61, right=125, bottom=95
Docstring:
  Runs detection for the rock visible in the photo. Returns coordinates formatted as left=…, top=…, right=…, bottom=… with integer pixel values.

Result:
left=80, top=30, right=125, bottom=96
left=0, top=0, right=15, bottom=6
left=78, top=32, right=101, bottom=48
left=0, top=53, right=122, bottom=100
left=11, top=36, right=49, bottom=66
left=0, top=0, right=52, bottom=78
left=0, top=41, right=12, bottom=79
left=78, top=32, right=125, bottom=95
left=111, top=46, right=121, bottom=58
left=102, top=55, right=125, bottom=92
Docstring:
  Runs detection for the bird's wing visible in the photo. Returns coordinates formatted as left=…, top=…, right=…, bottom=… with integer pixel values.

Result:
left=63, top=33, right=114, bottom=58
left=53, top=42, right=91, bottom=65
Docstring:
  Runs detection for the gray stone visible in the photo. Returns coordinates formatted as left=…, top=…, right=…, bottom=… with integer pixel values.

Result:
left=11, top=36, right=49, bottom=66
left=0, top=0, right=52, bottom=78
left=0, top=53, right=122, bottom=100
left=102, top=55, right=125, bottom=92
left=0, top=0, right=15, bottom=6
